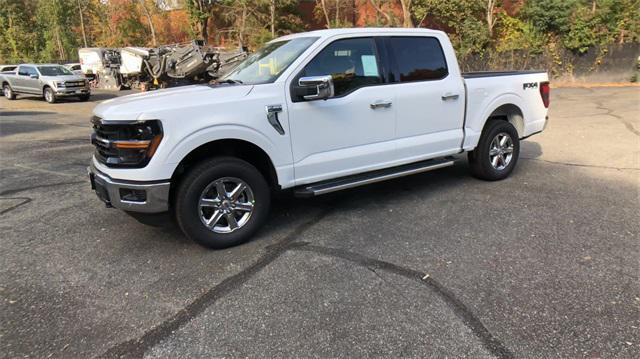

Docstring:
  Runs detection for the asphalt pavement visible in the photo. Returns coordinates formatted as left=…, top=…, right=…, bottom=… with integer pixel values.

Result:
left=1, top=87, right=638, bottom=358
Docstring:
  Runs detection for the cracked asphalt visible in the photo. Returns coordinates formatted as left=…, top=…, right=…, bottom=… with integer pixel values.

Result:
left=1, top=87, right=638, bottom=358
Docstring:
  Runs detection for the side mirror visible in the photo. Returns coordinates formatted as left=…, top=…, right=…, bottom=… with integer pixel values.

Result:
left=298, top=75, right=334, bottom=101
left=29, top=74, right=39, bottom=79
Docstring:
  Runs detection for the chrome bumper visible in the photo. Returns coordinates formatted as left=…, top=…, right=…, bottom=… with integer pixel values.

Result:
left=56, top=88, right=90, bottom=96
left=88, top=162, right=170, bottom=213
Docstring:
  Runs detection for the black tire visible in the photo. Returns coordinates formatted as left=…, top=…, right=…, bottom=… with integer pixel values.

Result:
left=78, top=94, right=90, bottom=102
left=468, top=120, right=520, bottom=181
left=44, top=87, right=56, bottom=104
left=3, top=83, right=16, bottom=100
left=175, top=157, right=271, bottom=249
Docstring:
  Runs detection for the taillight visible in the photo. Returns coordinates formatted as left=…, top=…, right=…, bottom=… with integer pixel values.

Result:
left=540, top=82, right=550, bottom=108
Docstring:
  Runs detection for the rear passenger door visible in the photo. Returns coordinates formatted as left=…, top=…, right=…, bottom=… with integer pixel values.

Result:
left=14, top=66, right=30, bottom=91
left=386, top=36, right=465, bottom=161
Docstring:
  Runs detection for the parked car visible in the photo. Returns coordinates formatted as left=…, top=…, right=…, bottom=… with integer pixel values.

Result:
left=1, top=64, right=90, bottom=103
left=0, top=64, right=18, bottom=73
left=64, top=63, right=84, bottom=76
left=88, top=28, right=550, bottom=249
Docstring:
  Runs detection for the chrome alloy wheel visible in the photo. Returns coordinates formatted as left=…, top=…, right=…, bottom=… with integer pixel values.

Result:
left=489, top=132, right=514, bottom=170
left=198, top=177, right=255, bottom=233
left=3, top=85, right=11, bottom=97
left=44, top=89, right=53, bottom=102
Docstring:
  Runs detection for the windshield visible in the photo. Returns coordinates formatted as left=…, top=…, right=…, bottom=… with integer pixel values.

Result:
left=38, top=65, right=73, bottom=76
left=222, top=37, right=318, bottom=85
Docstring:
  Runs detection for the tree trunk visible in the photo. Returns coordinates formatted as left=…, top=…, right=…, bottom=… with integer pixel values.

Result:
left=399, top=0, right=413, bottom=28
left=486, top=0, right=496, bottom=37
left=238, top=3, right=247, bottom=47
left=201, top=17, right=209, bottom=44
left=77, top=0, right=88, bottom=47
left=270, top=0, right=276, bottom=37
left=139, top=0, right=157, bottom=46
left=335, top=0, right=340, bottom=25
left=369, top=0, right=392, bottom=26
left=55, top=27, right=66, bottom=61
left=318, top=0, right=331, bottom=28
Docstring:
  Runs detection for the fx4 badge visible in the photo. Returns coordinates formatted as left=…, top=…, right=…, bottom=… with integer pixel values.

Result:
left=523, top=82, right=539, bottom=90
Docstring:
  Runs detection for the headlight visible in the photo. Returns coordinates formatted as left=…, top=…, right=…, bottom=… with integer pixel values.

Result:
left=91, top=118, right=163, bottom=168
left=56, top=81, right=65, bottom=87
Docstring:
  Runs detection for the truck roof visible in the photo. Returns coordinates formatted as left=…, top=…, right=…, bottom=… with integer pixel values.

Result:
left=17, top=63, right=65, bottom=67
left=274, top=27, right=445, bottom=42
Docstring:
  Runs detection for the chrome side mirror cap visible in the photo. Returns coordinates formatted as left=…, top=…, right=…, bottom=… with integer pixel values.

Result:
left=298, top=75, right=334, bottom=101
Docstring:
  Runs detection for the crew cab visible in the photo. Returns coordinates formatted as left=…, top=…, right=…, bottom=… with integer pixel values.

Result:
left=1, top=64, right=90, bottom=103
left=88, top=28, right=550, bottom=249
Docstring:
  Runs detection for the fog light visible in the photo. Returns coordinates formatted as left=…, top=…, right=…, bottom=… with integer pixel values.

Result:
left=119, top=188, right=147, bottom=202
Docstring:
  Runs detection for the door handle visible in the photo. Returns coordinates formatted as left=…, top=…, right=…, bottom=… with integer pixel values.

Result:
left=370, top=100, right=392, bottom=109
left=441, top=93, right=460, bottom=101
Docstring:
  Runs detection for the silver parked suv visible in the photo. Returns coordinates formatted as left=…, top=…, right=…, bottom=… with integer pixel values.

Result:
left=1, top=64, right=90, bottom=103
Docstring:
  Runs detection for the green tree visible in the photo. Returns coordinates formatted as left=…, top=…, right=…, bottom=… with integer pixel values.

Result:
left=35, top=0, right=80, bottom=61
left=0, top=0, right=40, bottom=62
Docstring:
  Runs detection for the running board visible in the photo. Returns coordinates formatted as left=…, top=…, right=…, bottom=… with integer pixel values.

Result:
left=294, top=158, right=455, bottom=197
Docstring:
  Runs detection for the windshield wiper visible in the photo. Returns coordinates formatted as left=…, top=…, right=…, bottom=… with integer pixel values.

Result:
left=217, top=78, right=243, bottom=84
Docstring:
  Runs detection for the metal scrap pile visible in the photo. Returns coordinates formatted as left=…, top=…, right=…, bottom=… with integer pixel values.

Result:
left=79, top=40, right=247, bottom=91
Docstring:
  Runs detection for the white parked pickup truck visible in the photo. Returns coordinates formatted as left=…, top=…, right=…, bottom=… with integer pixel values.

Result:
left=88, top=28, right=550, bottom=248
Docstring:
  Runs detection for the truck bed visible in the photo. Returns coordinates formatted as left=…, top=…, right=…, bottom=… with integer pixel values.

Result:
left=462, top=70, right=549, bottom=150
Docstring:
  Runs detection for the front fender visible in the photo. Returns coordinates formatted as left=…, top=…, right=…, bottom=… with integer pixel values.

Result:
left=164, top=124, right=280, bottom=166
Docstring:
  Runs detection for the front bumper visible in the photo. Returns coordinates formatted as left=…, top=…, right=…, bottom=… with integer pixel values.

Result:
left=88, top=162, right=170, bottom=213
left=55, top=88, right=90, bottom=96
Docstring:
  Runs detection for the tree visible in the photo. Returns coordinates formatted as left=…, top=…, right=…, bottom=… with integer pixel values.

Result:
left=139, top=0, right=158, bottom=46
left=486, top=0, right=498, bottom=37
left=368, top=0, right=394, bottom=26
left=36, top=0, right=80, bottom=61
left=314, top=0, right=354, bottom=28
left=399, top=0, right=413, bottom=27
left=184, top=0, right=219, bottom=43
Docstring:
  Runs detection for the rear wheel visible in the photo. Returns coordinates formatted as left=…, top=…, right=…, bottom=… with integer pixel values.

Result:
left=3, top=84, right=16, bottom=100
left=468, top=120, right=520, bottom=181
left=44, top=87, right=56, bottom=104
left=175, top=157, right=271, bottom=249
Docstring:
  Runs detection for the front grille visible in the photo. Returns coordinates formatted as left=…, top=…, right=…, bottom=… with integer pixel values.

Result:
left=65, top=81, right=86, bottom=87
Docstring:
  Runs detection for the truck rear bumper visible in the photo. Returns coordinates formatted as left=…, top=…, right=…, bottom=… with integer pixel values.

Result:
left=88, top=162, right=170, bottom=213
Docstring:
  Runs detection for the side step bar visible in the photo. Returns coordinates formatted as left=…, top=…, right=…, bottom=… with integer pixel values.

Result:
left=294, top=158, right=455, bottom=197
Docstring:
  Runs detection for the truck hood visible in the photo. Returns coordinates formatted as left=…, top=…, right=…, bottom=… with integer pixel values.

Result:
left=93, top=84, right=253, bottom=121
left=43, top=75, right=86, bottom=82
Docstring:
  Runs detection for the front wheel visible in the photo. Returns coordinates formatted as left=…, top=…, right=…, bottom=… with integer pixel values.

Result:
left=468, top=120, right=520, bottom=181
left=44, top=87, right=57, bottom=104
left=3, top=84, right=16, bottom=100
left=78, top=94, right=90, bottom=102
left=175, top=157, right=271, bottom=249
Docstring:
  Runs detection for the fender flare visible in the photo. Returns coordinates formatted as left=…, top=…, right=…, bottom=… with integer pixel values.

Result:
left=477, top=93, right=526, bottom=134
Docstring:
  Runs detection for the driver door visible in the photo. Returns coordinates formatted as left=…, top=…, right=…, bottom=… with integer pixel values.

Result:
left=286, top=37, right=396, bottom=185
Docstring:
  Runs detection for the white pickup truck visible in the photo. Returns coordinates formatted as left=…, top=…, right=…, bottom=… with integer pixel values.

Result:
left=88, top=28, right=549, bottom=248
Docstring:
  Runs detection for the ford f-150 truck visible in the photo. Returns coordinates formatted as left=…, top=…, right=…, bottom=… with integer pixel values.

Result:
left=88, top=28, right=550, bottom=249
left=1, top=64, right=90, bottom=103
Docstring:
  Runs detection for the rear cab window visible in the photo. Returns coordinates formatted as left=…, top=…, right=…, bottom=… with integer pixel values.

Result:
left=386, top=36, right=448, bottom=82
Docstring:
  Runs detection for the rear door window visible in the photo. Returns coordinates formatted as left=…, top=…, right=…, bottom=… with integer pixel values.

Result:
left=18, top=66, right=30, bottom=76
left=387, top=37, right=448, bottom=82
